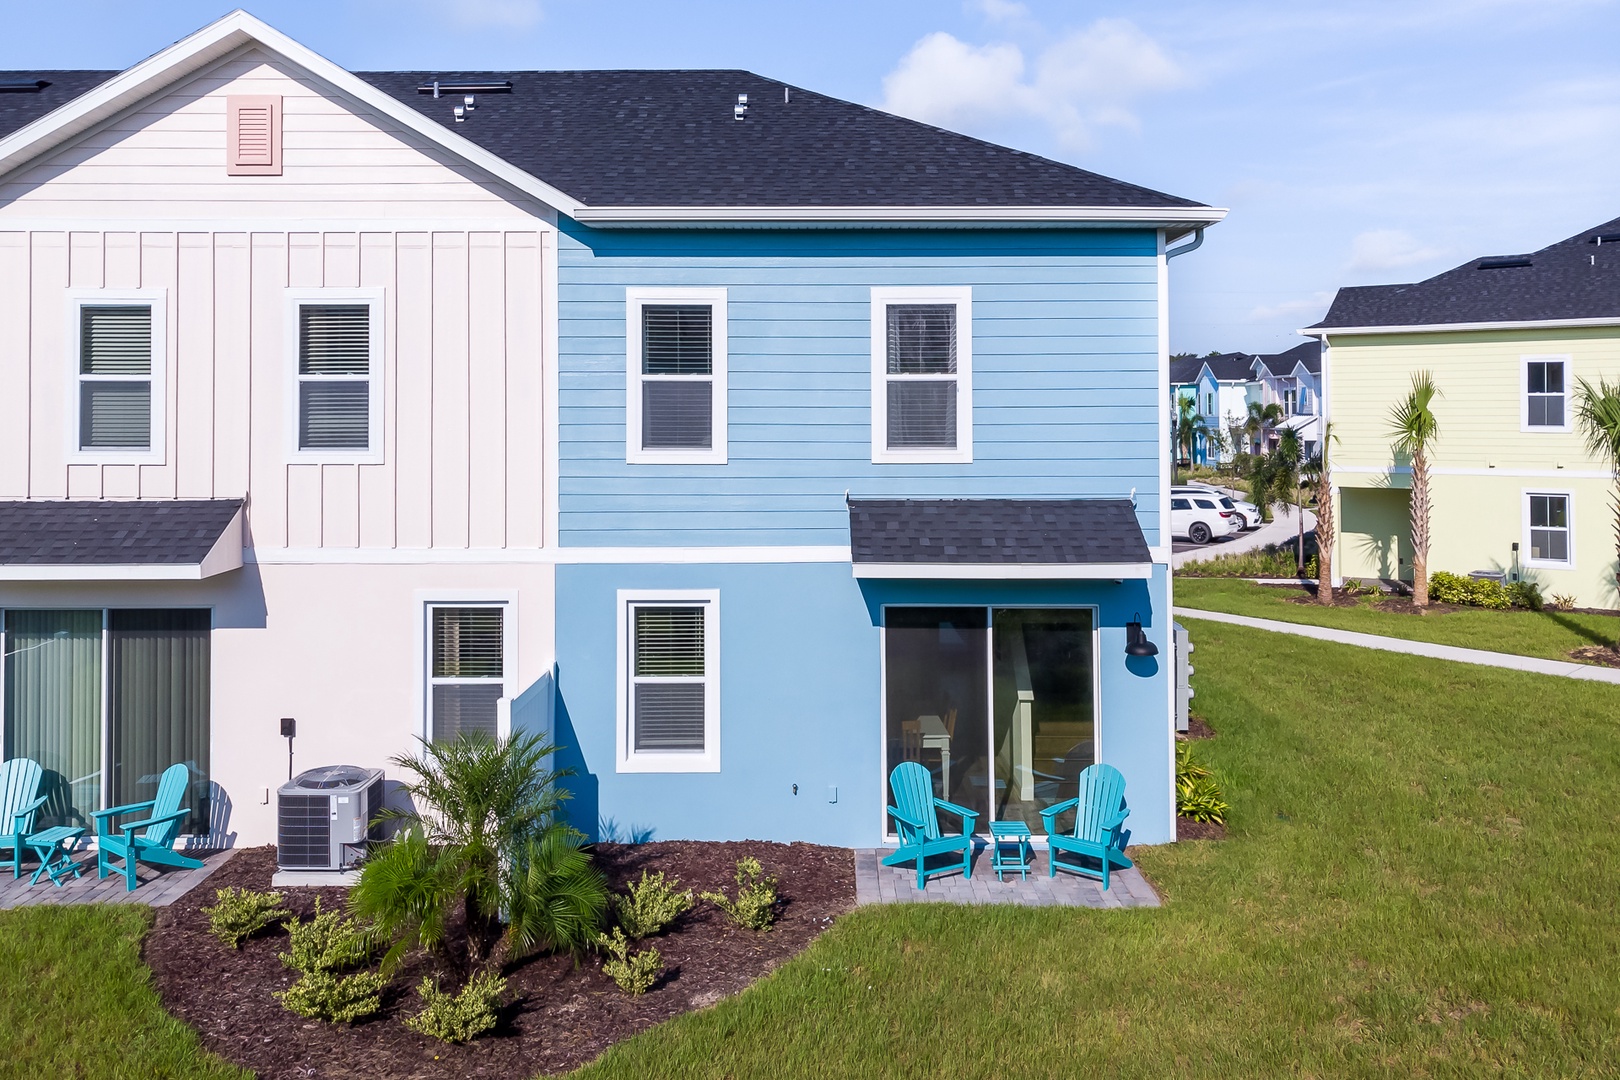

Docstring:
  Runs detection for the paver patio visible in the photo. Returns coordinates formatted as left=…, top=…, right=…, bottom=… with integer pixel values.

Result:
left=854, top=847, right=1160, bottom=908
left=0, top=846, right=236, bottom=909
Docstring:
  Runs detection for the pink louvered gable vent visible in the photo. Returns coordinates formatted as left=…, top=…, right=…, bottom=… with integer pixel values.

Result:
left=227, top=95, right=282, bottom=176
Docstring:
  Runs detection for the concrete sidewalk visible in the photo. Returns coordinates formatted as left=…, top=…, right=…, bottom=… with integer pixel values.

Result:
left=1174, top=606, right=1620, bottom=685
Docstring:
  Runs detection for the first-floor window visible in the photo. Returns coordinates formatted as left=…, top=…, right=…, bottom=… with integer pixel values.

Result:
left=619, top=592, right=719, bottom=771
left=428, top=606, right=505, bottom=742
left=1, top=608, right=209, bottom=833
left=1526, top=493, right=1572, bottom=566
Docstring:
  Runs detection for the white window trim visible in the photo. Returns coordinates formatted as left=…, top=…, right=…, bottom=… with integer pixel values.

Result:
left=1522, top=490, right=1575, bottom=569
left=870, top=285, right=973, bottom=464
left=414, top=591, right=517, bottom=743
left=625, top=287, right=728, bottom=465
left=615, top=589, right=721, bottom=773
left=1521, top=354, right=1573, bottom=433
left=284, top=288, right=386, bottom=464
left=64, top=288, right=168, bottom=465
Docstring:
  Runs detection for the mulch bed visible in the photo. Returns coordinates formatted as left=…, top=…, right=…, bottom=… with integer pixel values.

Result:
left=146, top=842, right=855, bottom=1079
left=1175, top=816, right=1225, bottom=841
left=1182, top=714, right=1216, bottom=740
left=1569, top=645, right=1620, bottom=668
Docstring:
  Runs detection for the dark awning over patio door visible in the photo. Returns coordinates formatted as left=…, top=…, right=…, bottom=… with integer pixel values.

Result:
left=0, top=500, right=244, bottom=581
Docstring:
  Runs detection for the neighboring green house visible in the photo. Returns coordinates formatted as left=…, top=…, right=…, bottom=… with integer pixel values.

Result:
left=1306, top=216, right=1620, bottom=608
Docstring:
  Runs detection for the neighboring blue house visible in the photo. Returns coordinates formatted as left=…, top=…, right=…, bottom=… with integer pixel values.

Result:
left=1170, top=352, right=1257, bottom=465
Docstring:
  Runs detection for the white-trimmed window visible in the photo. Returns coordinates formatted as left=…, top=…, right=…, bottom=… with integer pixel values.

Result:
left=426, top=604, right=507, bottom=743
left=1204, top=392, right=1213, bottom=414
left=66, top=291, right=166, bottom=463
left=1524, top=492, right=1573, bottom=568
left=285, top=290, right=384, bottom=462
left=616, top=590, right=720, bottom=772
left=870, top=286, right=972, bottom=463
left=626, top=288, right=728, bottom=464
left=1523, top=356, right=1571, bottom=431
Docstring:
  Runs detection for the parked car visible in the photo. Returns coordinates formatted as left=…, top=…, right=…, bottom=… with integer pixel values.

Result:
left=1175, top=485, right=1261, bottom=530
left=1170, top=492, right=1241, bottom=544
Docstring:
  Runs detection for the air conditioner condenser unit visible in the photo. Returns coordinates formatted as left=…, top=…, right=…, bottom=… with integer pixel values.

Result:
left=277, top=765, right=385, bottom=871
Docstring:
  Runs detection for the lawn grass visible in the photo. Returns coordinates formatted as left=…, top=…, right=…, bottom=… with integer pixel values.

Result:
left=0, top=904, right=244, bottom=1079
left=6, top=625, right=1620, bottom=1077
left=1177, top=575, right=1620, bottom=662
left=578, top=622, right=1620, bottom=1078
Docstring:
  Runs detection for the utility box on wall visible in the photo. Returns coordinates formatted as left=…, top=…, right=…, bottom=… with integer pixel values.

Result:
left=1174, top=622, right=1193, bottom=734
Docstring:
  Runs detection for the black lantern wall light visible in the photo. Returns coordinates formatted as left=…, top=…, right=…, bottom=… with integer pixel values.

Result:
left=1124, top=613, right=1159, bottom=657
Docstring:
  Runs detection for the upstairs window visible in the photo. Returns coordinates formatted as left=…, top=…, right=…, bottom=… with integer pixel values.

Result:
left=618, top=590, right=720, bottom=772
left=871, top=287, right=972, bottom=463
left=626, top=288, right=728, bottom=464
left=1283, top=388, right=1298, bottom=414
left=1523, top=357, right=1570, bottom=430
left=1205, top=392, right=1213, bottom=414
left=428, top=605, right=506, bottom=742
left=285, top=291, right=384, bottom=462
left=227, top=95, right=282, bottom=176
left=68, top=292, right=166, bottom=463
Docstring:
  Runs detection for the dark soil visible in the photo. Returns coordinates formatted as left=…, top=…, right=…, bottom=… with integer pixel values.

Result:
left=1570, top=645, right=1620, bottom=668
left=1280, top=586, right=1464, bottom=614
left=1175, top=816, right=1226, bottom=841
left=146, top=842, right=855, bottom=1079
left=1182, top=714, right=1216, bottom=740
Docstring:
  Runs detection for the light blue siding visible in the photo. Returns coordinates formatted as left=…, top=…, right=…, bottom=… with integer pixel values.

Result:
left=557, top=221, right=1166, bottom=547
left=551, top=562, right=1174, bottom=848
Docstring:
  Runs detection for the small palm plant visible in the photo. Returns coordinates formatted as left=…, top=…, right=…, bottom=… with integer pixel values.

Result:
left=1307, top=423, right=1336, bottom=603
left=351, top=732, right=608, bottom=977
left=1388, top=372, right=1442, bottom=606
left=1576, top=377, right=1620, bottom=606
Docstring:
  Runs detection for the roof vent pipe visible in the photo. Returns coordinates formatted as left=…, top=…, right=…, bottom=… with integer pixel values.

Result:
left=734, top=93, right=748, bottom=120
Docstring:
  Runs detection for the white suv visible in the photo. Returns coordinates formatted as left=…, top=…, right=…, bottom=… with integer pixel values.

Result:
left=1171, top=492, right=1240, bottom=544
left=1174, top=485, right=1260, bottom=531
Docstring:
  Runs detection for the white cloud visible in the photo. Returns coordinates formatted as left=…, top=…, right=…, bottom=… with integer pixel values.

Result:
left=1246, top=292, right=1335, bottom=323
left=448, top=0, right=542, bottom=29
left=880, top=19, right=1188, bottom=148
left=1346, top=229, right=1447, bottom=273
left=971, top=0, right=1031, bottom=23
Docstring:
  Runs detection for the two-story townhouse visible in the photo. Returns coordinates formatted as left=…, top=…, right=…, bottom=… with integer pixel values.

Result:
left=0, top=13, right=1223, bottom=852
left=1306, top=216, right=1620, bottom=606
left=1169, top=352, right=1257, bottom=463
left=1252, top=340, right=1322, bottom=457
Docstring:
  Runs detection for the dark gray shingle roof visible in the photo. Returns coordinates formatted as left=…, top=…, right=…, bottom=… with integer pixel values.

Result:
left=1169, top=356, right=1203, bottom=385
left=1312, top=216, right=1620, bottom=329
left=1199, top=352, right=1258, bottom=382
left=1255, top=339, right=1320, bottom=377
left=0, top=68, right=1208, bottom=211
left=848, top=498, right=1149, bottom=566
left=0, top=500, right=242, bottom=565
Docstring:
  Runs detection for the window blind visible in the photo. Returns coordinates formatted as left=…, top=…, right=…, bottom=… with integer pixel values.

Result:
left=632, top=605, right=706, bottom=753
left=108, top=609, right=210, bottom=835
left=887, top=381, right=957, bottom=448
left=886, top=305, right=956, bottom=374
left=642, top=305, right=712, bottom=375
left=642, top=382, right=713, bottom=449
left=81, top=382, right=152, bottom=449
left=298, top=304, right=371, bottom=450
left=432, top=607, right=503, bottom=679
left=634, top=607, right=705, bottom=676
left=82, top=306, right=152, bottom=374
left=633, top=684, right=706, bottom=751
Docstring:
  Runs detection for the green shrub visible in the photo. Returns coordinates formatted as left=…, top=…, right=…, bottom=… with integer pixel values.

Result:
left=403, top=971, right=506, bottom=1043
left=701, top=857, right=779, bottom=931
left=281, top=899, right=377, bottom=976
left=275, top=969, right=388, bottom=1023
left=201, top=887, right=291, bottom=949
left=1177, top=774, right=1229, bottom=826
left=1430, top=571, right=1517, bottom=610
left=1506, top=579, right=1544, bottom=611
left=596, top=927, right=664, bottom=995
left=614, top=870, right=694, bottom=939
left=1175, top=741, right=1210, bottom=783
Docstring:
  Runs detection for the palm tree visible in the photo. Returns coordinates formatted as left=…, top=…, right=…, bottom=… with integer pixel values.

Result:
left=1575, top=378, right=1620, bottom=597
left=1244, top=401, right=1284, bottom=455
left=1306, top=423, right=1335, bottom=603
left=1271, top=428, right=1306, bottom=573
left=1388, top=371, right=1442, bottom=606
left=1173, top=396, right=1205, bottom=473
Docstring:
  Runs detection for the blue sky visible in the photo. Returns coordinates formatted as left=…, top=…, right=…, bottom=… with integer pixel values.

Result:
left=7, top=1, right=1619, bottom=353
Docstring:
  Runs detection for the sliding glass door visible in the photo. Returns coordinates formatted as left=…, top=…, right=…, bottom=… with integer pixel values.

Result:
left=3, top=610, right=103, bottom=829
left=2, top=608, right=210, bottom=833
left=885, top=606, right=1095, bottom=834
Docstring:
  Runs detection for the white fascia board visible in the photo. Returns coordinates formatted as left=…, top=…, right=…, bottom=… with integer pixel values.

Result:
left=0, top=563, right=213, bottom=581
left=851, top=562, right=1153, bottom=581
left=1300, top=316, right=1620, bottom=338
left=572, top=205, right=1229, bottom=227
left=0, top=10, right=584, bottom=217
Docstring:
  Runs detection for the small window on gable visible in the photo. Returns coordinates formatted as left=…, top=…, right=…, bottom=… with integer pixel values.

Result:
left=870, top=287, right=972, bottom=463
left=626, top=288, right=728, bottom=464
left=67, top=291, right=167, bottom=464
left=285, top=292, right=384, bottom=462
left=1524, top=357, right=1569, bottom=430
left=227, top=95, right=281, bottom=176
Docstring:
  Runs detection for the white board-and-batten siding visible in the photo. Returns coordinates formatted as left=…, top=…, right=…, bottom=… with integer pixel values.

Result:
left=0, top=48, right=552, bottom=553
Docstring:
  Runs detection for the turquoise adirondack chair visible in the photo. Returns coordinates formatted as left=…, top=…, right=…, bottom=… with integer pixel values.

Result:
left=1040, top=763, right=1133, bottom=890
left=0, top=758, right=48, bottom=880
left=883, top=761, right=978, bottom=890
left=93, top=763, right=204, bottom=892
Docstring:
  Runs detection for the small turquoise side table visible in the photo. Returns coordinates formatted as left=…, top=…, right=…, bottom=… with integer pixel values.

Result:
left=25, top=826, right=85, bottom=887
left=989, top=820, right=1033, bottom=881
